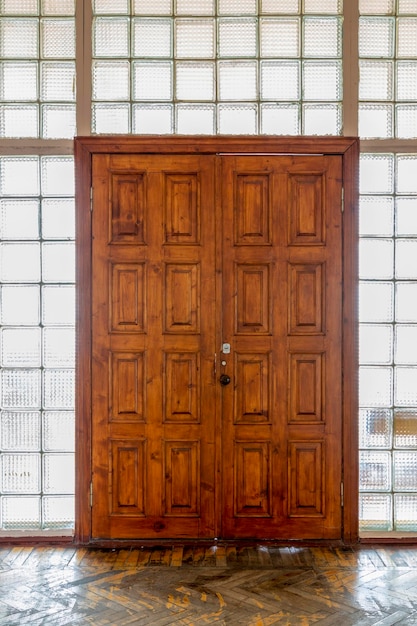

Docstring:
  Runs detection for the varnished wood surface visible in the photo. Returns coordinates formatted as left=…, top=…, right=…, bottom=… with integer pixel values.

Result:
left=1, top=544, right=416, bottom=624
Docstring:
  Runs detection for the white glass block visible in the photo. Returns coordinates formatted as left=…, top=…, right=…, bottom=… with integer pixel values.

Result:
left=218, top=61, right=257, bottom=101
left=93, top=61, right=130, bottom=101
left=218, top=19, right=257, bottom=57
left=360, top=450, right=392, bottom=491
left=43, top=328, right=75, bottom=368
left=302, top=103, right=341, bottom=135
left=2, top=453, right=40, bottom=493
left=175, top=105, right=215, bottom=134
left=132, top=104, right=173, bottom=134
left=394, top=409, right=417, bottom=448
left=43, top=453, right=74, bottom=494
left=303, top=61, right=342, bottom=101
left=1, top=411, right=41, bottom=451
left=359, top=324, right=392, bottom=364
left=397, top=156, right=417, bottom=193
left=359, top=282, right=394, bottom=323
left=395, top=240, right=417, bottom=279
left=43, top=412, right=75, bottom=451
left=303, top=17, right=342, bottom=58
left=359, top=494, right=393, bottom=531
left=2, top=496, right=41, bottom=529
left=260, top=18, right=300, bottom=58
left=133, top=0, right=172, bottom=14
left=397, top=62, right=417, bottom=101
left=396, top=105, right=417, bottom=139
left=261, top=104, right=300, bottom=135
left=42, top=496, right=74, bottom=529
left=359, top=60, right=393, bottom=101
left=133, top=62, right=172, bottom=101
left=0, top=62, right=38, bottom=101
left=394, top=494, right=417, bottom=532
left=41, top=62, right=75, bottom=101
left=359, top=104, right=393, bottom=139
left=1, top=328, right=41, bottom=367
left=43, top=369, right=74, bottom=409
left=359, top=0, right=395, bottom=14
left=91, top=103, right=130, bottom=134
left=359, top=239, right=393, bottom=280
left=261, top=0, right=299, bottom=12
left=93, top=0, right=129, bottom=13
left=41, top=19, right=75, bottom=58
left=0, top=19, right=38, bottom=58
left=42, top=199, right=75, bottom=240
left=359, top=366, right=393, bottom=407
left=396, top=198, right=417, bottom=237
left=1, top=285, right=40, bottom=326
left=218, top=104, right=257, bottom=134
left=0, top=105, right=38, bottom=139
left=359, top=408, right=392, bottom=448
left=42, top=104, right=76, bottom=139
left=0, top=199, right=39, bottom=239
left=42, top=0, right=75, bottom=16
left=41, top=157, right=74, bottom=196
left=133, top=19, right=172, bottom=58
left=395, top=366, right=417, bottom=405
left=261, top=61, right=299, bottom=101
left=42, top=286, right=75, bottom=326
left=0, top=243, right=41, bottom=283
left=395, top=325, right=417, bottom=364
left=396, top=283, right=417, bottom=323
left=359, top=17, right=395, bottom=58
left=93, top=18, right=129, bottom=57
left=1, top=369, right=41, bottom=408
left=175, top=62, right=215, bottom=101
left=360, top=154, right=394, bottom=194
left=397, top=18, right=417, bottom=58
left=304, top=0, right=342, bottom=12
left=393, top=451, right=417, bottom=491
left=175, top=19, right=215, bottom=58
left=176, top=0, right=214, bottom=15
left=42, top=242, right=75, bottom=283
left=0, top=0, right=38, bottom=14
left=398, top=0, right=417, bottom=12
left=359, top=196, right=394, bottom=236
left=218, top=0, right=256, bottom=13
left=0, top=157, right=40, bottom=196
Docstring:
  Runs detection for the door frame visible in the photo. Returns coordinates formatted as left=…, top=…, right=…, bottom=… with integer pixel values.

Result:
left=74, top=135, right=359, bottom=545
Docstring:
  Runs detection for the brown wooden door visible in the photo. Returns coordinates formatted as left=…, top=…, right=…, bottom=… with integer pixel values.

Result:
left=90, top=151, right=343, bottom=540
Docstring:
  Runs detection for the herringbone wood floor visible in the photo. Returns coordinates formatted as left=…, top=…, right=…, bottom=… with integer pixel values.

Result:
left=0, top=544, right=416, bottom=625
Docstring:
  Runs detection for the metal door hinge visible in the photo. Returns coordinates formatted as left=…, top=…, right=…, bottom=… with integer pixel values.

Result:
left=90, top=481, right=93, bottom=507
left=341, top=187, right=344, bottom=212
left=340, top=482, right=344, bottom=507
left=90, top=187, right=93, bottom=211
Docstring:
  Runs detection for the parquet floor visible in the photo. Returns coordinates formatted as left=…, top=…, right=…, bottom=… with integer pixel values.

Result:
left=0, top=544, right=417, bottom=625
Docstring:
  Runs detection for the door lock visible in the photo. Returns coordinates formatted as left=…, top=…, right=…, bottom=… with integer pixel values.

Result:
left=219, top=374, right=231, bottom=386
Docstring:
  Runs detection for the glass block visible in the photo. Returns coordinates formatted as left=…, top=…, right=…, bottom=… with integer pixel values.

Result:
left=396, top=283, right=417, bottom=322
left=394, top=494, right=417, bottom=532
left=302, top=103, right=342, bottom=135
left=218, top=0, right=257, bottom=13
left=303, top=61, right=342, bottom=101
left=218, top=104, right=257, bottom=134
left=93, top=0, right=129, bottom=13
left=175, top=62, right=215, bottom=101
left=43, top=328, right=75, bottom=368
left=359, top=60, right=393, bottom=101
left=395, top=240, right=417, bottom=279
left=0, top=0, right=38, bottom=14
left=394, top=409, right=417, bottom=447
left=0, top=105, right=38, bottom=139
left=0, top=243, right=41, bottom=283
left=398, top=0, right=417, bottom=12
left=360, top=450, right=391, bottom=491
left=41, top=157, right=74, bottom=196
left=175, top=19, right=215, bottom=58
left=359, top=366, right=392, bottom=407
left=1, top=369, right=41, bottom=408
left=397, top=62, right=417, bottom=101
left=1, top=496, right=41, bottom=529
left=42, top=496, right=74, bottom=529
left=393, top=451, right=417, bottom=490
left=359, top=494, right=392, bottom=531
left=41, top=19, right=75, bottom=58
left=304, top=0, right=342, bottom=12
left=396, top=105, right=417, bottom=139
left=397, top=155, right=417, bottom=193
left=0, top=157, right=39, bottom=196
left=41, top=62, right=75, bottom=101
left=42, top=286, right=75, bottom=326
left=303, top=17, right=342, bottom=58
left=42, top=0, right=75, bottom=16
left=93, top=18, right=129, bottom=57
left=1, top=328, right=41, bottom=367
left=261, top=61, right=299, bottom=101
left=395, top=366, right=417, bottom=406
left=359, top=104, right=393, bottom=139
left=0, top=19, right=38, bottom=58
left=1, top=285, right=40, bottom=326
left=360, top=154, right=394, bottom=194
left=1, top=454, right=40, bottom=493
left=133, top=19, right=172, bottom=58
left=133, top=62, right=172, bottom=101
left=43, top=453, right=74, bottom=494
left=0, top=199, right=39, bottom=239
left=1, top=411, right=41, bottom=451
left=132, top=104, right=173, bottom=134
left=43, top=369, right=74, bottom=409
left=218, top=61, right=257, bottom=101
left=395, top=325, right=417, bottom=364
left=260, top=18, right=300, bottom=58
left=359, top=0, right=395, bottom=14
left=359, top=408, right=392, bottom=448
left=176, top=0, right=214, bottom=15
left=397, top=18, right=417, bottom=58
left=43, top=412, right=75, bottom=451
left=359, top=282, right=393, bottom=323
left=261, top=104, right=300, bottom=135
left=175, top=105, right=215, bottom=134
left=92, top=61, right=130, bottom=101
left=359, top=196, right=394, bottom=236
left=42, top=242, right=75, bottom=283
left=42, top=199, right=75, bottom=240
left=91, top=103, right=130, bottom=134
left=359, top=324, right=392, bottom=364
left=261, top=0, right=299, bottom=12
left=0, top=62, right=38, bottom=101
left=359, top=17, right=394, bottom=58
left=133, top=0, right=172, bottom=14
left=218, top=19, right=257, bottom=57
left=42, top=104, right=76, bottom=139
left=359, top=239, right=393, bottom=279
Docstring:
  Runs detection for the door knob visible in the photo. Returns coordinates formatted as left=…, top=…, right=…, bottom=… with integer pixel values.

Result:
left=219, top=374, right=231, bottom=386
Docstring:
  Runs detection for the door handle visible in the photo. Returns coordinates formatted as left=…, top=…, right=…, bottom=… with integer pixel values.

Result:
left=219, top=374, right=231, bottom=386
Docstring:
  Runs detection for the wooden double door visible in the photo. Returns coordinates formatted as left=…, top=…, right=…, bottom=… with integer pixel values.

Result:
left=87, top=144, right=349, bottom=541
